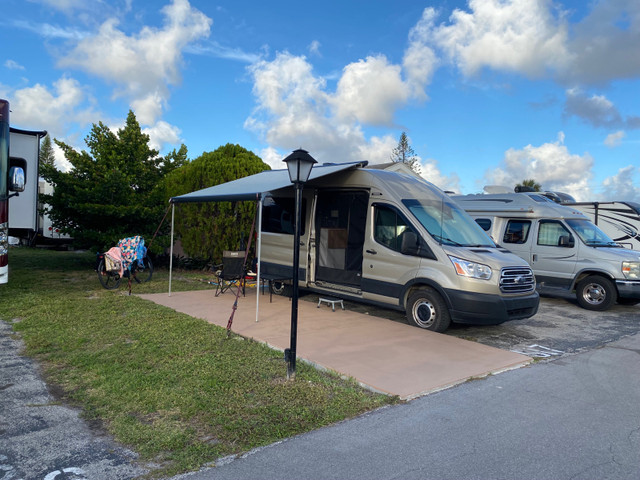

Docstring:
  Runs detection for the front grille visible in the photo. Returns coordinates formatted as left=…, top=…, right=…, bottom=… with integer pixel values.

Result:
left=500, top=267, right=535, bottom=294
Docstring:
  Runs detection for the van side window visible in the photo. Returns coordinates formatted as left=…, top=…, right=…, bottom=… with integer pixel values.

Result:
left=537, top=220, right=573, bottom=247
left=261, top=197, right=306, bottom=235
left=374, top=206, right=413, bottom=252
left=475, top=218, right=492, bottom=231
left=504, top=220, right=530, bottom=244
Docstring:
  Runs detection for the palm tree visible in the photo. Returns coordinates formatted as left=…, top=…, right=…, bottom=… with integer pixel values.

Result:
left=515, top=179, right=541, bottom=192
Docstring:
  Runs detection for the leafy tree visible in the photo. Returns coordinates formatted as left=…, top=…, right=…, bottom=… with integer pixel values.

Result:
left=39, top=111, right=187, bottom=251
left=163, top=144, right=270, bottom=263
left=39, top=133, right=55, bottom=168
left=391, top=132, right=421, bottom=174
left=515, top=179, right=542, bottom=192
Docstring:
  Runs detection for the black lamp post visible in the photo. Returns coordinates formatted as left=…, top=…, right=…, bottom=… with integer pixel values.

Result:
left=283, top=148, right=317, bottom=379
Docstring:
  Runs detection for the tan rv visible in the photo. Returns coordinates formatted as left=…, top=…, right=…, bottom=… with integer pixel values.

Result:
left=260, top=164, right=539, bottom=332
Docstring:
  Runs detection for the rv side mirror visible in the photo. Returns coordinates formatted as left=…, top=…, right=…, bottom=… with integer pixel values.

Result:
left=558, top=235, right=574, bottom=248
left=8, top=166, right=25, bottom=192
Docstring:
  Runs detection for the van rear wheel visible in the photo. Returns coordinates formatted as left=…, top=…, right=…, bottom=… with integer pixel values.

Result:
left=406, top=288, right=451, bottom=332
left=576, top=275, right=616, bottom=311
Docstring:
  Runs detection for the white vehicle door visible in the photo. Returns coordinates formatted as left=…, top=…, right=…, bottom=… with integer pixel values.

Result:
left=531, top=219, right=578, bottom=288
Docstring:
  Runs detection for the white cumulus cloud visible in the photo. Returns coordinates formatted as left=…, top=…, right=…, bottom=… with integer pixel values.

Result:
left=483, top=132, right=594, bottom=201
left=58, top=0, right=211, bottom=124
left=601, top=165, right=640, bottom=202
left=10, top=76, right=98, bottom=137
left=332, top=55, right=410, bottom=125
left=429, top=0, right=570, bottom=78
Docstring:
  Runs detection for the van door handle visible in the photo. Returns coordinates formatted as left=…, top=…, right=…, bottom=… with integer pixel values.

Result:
left=532, top=254, right=537, bottom=262
left=366, top=249, right=377, bottom=255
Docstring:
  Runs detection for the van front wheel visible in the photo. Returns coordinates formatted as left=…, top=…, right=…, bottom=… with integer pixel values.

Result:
left=406, top=288, right=451, bottom=332
left=576, top=275, right=616, bottom=311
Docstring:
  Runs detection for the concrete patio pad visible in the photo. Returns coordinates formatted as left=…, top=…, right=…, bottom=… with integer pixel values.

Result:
left=138, top=289, right=531, bottom=399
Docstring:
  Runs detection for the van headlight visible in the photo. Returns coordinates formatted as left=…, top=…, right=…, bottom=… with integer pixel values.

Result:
left=622, top=261, right=640, bottom=280
left=449, top=256, right=492, bottom=280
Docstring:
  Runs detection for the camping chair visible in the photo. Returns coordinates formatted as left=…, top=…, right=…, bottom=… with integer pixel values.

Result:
left=214, top=250, right=246, bottom=297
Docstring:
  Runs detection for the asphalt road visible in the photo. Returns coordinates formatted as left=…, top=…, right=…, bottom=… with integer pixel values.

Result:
left=173, top=331, right=640, bottom=480
left=0, top=321, right=147, bottom=480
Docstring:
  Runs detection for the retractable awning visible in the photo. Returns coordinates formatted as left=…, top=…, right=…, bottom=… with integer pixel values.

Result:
left=170, top=161, right=367, bottom=204
left=167, top=160, right=368, bottom=323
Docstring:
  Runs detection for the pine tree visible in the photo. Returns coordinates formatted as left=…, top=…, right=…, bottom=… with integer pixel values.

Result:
left=391, top=132, right=421, bottom=174
left=40, top=111, right=186, bottom=251
left=39, top=134, right=56, bottom=168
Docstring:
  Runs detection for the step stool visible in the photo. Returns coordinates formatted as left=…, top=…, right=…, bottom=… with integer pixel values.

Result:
left=317, top=297, right=344, bottom=312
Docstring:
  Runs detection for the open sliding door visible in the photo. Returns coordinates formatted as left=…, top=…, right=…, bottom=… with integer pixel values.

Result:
left=315, top=190, right=368, bottom=287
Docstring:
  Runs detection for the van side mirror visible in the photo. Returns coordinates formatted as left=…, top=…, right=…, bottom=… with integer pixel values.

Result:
left=8, top=166, right=25, bottom=192
left=400, top=231, right=420, bottom=256
left=400, top=230, right=436, bottom=259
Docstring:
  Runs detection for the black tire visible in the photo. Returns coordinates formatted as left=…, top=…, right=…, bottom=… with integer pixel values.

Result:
left=575, top=275, right=616, bottom=311
left=132, top=256, right=153, bottom=284
left=406, top=287, right=451, bottom=332
left=617, top=298, right=640, bottom=306
left=97, top=258, right=122, bottom=290
left=270, top=281, right=292, bottom=297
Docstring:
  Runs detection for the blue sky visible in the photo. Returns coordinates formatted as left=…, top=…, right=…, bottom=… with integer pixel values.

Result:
left=2, top=0, right=640, bottom=202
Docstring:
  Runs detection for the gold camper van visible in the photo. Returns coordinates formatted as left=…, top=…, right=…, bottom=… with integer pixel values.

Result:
left=258, top=163, right=539, bottom=332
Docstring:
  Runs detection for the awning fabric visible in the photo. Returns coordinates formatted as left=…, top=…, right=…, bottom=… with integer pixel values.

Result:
left=170, top=161, right=367, bottom=204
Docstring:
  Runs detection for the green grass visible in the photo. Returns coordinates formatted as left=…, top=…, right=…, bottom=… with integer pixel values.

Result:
left=1, top=248, right=397, bottom=477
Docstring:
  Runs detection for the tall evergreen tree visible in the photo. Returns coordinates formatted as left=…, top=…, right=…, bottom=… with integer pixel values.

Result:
left=40, top=111, right=186, bottom=251
left=39, top=133, right=56, bottom=168
left=163, top=144, right=270, bottom=262
left=391, top=132, right=421, bottom=174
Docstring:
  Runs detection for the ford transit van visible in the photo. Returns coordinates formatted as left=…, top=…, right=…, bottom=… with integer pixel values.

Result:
left=260, top=166, right=539, bottom=332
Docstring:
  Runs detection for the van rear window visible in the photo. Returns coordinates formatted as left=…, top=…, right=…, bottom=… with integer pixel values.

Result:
left=261, top=197, right=306, bottom=235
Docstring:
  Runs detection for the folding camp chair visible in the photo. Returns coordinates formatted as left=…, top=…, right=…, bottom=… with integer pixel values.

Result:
left=214, top=250, right=246, bottom=297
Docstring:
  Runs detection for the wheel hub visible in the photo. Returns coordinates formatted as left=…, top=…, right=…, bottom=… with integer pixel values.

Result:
left=582, top=283, right=606, bottom=305
left=413, top=300, right=436, bottom=328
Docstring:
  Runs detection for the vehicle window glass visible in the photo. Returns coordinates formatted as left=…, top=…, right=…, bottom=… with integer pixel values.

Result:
left=537, top=220, right=571, bottom=246
left=503, top=220, right=531, bottom=244
left=261, top=197, right=306, bottom=235
left=566, top=218, right=616, bottom=246
left=402, top=198, right=495, bottom=247
left=475, top=218, right=492, bottom=231
left=374, top=205, right=413, bottom=252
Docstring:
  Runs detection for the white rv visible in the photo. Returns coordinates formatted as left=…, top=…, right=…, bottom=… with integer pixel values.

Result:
left=453, top=192, right=640, bottom=311
left=259, top=165, right=539, bottom=332
left=8, top=127, right=47, bottom=243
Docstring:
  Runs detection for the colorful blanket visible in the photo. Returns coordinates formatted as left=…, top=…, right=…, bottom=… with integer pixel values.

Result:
left=117, top=236, right=147, bottom=272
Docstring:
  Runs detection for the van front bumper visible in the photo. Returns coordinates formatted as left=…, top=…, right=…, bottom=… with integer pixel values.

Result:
left=443, top=288, right=540, bottom=325
left=616, top=280, right=640, bottom=299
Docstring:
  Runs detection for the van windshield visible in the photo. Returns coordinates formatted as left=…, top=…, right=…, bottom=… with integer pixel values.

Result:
left=566, top=219, right=618, bottom=247
left=402, top=198, right=496, bottom=247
